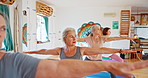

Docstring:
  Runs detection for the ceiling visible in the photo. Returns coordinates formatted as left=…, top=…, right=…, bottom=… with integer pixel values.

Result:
left=41, top=0, right=148, bottom=7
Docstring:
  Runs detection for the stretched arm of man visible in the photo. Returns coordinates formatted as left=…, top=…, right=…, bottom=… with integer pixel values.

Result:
left=82, top=47, right=135, bottom=55
left=36, top=59, right=148, bottom=78
left=105, top=37, right=135, bottom=42
left=24, top=48, right=60, bottom=55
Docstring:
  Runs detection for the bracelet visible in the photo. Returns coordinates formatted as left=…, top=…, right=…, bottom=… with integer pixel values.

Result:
left=119, top=49, right=122, bottom=53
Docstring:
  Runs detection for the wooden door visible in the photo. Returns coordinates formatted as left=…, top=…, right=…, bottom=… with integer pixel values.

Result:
left=120, top=10, right=130, bottom=36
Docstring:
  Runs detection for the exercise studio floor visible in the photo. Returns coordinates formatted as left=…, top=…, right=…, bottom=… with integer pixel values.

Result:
left=124, top=59, right=148, bottom=78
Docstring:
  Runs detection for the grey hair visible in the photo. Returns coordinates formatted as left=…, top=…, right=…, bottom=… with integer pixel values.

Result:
left=91, top=25, right=100, bottom=32
left=62, top=27, right=75, bottom=38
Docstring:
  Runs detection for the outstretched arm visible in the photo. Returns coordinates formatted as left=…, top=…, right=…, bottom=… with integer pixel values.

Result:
left=107, top=60, right=148, bottom=77
left=24, top=48, right=60, bottom=55
left=77, top=37, right=87, bottom=42
left=83, top=47, right=135, bottom=55
left=105, top=37, right=135, bottom=42
left=36, top=59, right=148, bottom=78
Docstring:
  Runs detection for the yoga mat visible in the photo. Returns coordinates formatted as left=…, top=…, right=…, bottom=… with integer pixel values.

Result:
left=87, top=72, right=125, bottom=78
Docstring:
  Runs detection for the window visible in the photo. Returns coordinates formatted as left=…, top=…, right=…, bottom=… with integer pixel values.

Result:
left=1, top=42, right=5, bottom=49
left=36, top=15, right=49, bottom=44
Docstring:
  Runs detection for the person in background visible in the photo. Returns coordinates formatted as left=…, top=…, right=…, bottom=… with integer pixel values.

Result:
left=102, top=27, right=124, bottom=62
left=1, top=12, right=148, bottom=78
left=102, top=27, right=111, bottom=36
left=77, top=25, right=135, bottom=61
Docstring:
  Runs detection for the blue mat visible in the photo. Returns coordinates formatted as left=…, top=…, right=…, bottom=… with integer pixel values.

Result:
left=48, top=59, right=59, bottom=61
left=87, top=72, right=125, bottom=78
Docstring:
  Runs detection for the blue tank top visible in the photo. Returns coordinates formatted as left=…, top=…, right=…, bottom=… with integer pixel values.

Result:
left=0, top=52, right=40, bottom=78
left=60, top=47, right=83, bottom=60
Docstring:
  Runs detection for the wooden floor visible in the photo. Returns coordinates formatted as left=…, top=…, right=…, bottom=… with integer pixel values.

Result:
left=124, top=59, right=148, bottom=78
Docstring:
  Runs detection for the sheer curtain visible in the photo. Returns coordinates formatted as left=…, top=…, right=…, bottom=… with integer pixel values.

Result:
left=37, top=15, right=48, bottom=42
left=43, top=16, right=49, bottom=39
left=0, top=4, right=14, bottom=51
left=14, top=6, right=22, bottom=52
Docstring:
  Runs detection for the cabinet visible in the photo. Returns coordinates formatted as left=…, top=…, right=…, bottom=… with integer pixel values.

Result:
left=139, top=39, right=148, bottom=49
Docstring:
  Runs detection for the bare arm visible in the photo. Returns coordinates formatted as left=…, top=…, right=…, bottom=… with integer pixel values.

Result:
left=24, top=48, right=60, bottom=55
left=77, top=37, right=87, bottom=42
left=82, top=47, right=135, bottom=55
left=105, top=37, right=135, bottom=42
left=36, top=59, right=148, bottom=78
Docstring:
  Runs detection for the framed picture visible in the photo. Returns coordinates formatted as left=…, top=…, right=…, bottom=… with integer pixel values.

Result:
left=112, top=21, right=119, bottom=29
left=140, top=14, right=148, bottom=25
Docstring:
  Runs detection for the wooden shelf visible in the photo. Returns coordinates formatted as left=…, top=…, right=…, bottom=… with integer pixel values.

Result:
left=131, top=14, right=141, bottom=15
left=140, top=42, right=148, bottom=43
left=131, top=39, right=148, bottom=51
left=140, top=48, right=148, bottom=49
left=134, top=27, right=148, bottom=28
left=140, top=44, right=148, bottom=46
left=131, top=14, right=148, bottom=15
left=141, top=39, right=148, bottom=40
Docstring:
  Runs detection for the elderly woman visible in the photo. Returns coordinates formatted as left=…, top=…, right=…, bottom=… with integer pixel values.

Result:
left=1, top=12, right=148, bottom=78
left=25, top=27, right=134, bottom=60
left=77, top=25, right=135, bottom=61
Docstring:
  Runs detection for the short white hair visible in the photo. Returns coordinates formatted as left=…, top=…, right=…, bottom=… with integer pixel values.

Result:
left=91, top=25, right=100, bottom=32
left=62, top=27, right=75, bottom=38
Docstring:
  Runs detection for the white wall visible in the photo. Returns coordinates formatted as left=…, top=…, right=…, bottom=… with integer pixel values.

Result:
left=53, top=6, right=131, bottom=48
left=8, top=0, right=56, bottom=51
left=9, top=1, right=132, bottom=51
left=23, top=0, right=56, bottom=51
left=7, top=0, right=148, bottom=54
